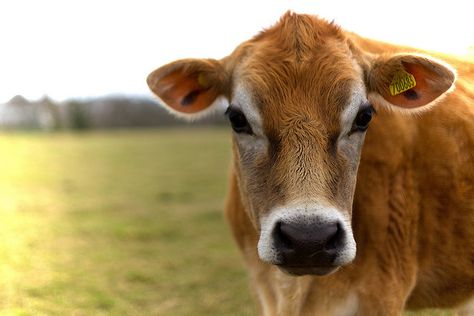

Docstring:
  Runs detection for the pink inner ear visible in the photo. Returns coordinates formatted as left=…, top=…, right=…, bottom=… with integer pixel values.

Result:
left=383, top=63, right=448, bottom=109
left=156, top=71, right=218, bottom=114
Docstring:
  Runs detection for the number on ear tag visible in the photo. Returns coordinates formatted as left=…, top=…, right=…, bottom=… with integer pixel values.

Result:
left=389, top=70, right=417, bottom=96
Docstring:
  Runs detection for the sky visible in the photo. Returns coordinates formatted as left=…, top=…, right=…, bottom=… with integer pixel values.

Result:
left=0, top=0, right=473, bottom=103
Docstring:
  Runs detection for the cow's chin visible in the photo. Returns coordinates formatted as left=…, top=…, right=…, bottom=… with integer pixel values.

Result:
left=277, top=265, right=340, bottom=276
left=277, top=265, right=339, bottom=276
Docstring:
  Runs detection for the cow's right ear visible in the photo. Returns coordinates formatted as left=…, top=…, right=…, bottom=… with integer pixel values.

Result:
left=147, top=59, right=230, bottom=120
left=365, top=53, right=456, bottom=112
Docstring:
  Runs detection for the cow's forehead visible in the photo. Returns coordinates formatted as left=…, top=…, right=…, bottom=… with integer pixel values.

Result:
left=232, top=15, right=361, bottom=135
left=241, top=47, right=358, bottom=109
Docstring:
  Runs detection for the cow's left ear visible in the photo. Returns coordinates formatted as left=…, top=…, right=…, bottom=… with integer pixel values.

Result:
left=366, top=53, right=456, bottom=111
left=147, top=58, right=230, bottom=120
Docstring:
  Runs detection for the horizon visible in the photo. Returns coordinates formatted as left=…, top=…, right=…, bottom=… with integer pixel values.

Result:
left=0, top=92, right=154, bottom=105
left=1, top=0, right=473, bottom=104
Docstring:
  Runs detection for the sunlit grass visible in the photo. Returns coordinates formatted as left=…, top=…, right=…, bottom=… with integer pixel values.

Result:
left=0, top=128, right=253, bottom=315
left=0, top=128, right=456, bottom=315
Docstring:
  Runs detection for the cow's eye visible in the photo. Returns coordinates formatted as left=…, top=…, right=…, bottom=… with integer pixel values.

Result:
left=352, top=104, right=375, bottom=132
left=225, top=107, right=253, bottom=134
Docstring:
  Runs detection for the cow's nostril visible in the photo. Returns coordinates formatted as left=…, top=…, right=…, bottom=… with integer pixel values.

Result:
left=325, top=223, right=343, bottom=251
left=273, top=221, right=293, bottom=249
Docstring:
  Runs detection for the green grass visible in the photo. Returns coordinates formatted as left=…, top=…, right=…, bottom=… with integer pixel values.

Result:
left=0, top=128, right=454, bottom=315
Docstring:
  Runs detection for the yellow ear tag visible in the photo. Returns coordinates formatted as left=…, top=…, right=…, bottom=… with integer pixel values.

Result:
left=197, top=73, right=210, bottom=89
left=389, top=69, right=416, bottom=96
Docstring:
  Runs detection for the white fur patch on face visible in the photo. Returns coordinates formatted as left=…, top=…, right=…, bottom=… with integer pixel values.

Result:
left=340, top=83, right=367, bottom=135
left=339, top=66, right=368, bottom=138
left=337, top=78, right=370, bottom=165
left=231, top=82, right=264, bottom=135
left=257, top=202, right=356, bottom=266
left=231, top=82, right=268, bottom=150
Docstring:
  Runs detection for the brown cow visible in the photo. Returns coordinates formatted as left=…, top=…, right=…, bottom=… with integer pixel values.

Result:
left=147, top=12, right=474, bottom=315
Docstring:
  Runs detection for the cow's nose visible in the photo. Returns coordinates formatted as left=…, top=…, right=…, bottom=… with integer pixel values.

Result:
left=273, top=220, right=343, bottom=266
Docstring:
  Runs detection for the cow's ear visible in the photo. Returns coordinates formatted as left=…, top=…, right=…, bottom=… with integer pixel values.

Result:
left=147, top=58, right=230, bottom=120
left=366, top=53, right=456, bottom=112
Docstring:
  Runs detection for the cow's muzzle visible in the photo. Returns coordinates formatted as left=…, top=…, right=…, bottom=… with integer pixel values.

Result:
left=257, top=204, right=356, bottom=276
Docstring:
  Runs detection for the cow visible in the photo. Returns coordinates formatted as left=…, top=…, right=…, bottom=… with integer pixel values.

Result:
left=147, top=12, right=474, bottom=315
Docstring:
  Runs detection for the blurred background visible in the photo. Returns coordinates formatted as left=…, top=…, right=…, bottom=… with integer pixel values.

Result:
left=0, top=0, right=472, bottom=315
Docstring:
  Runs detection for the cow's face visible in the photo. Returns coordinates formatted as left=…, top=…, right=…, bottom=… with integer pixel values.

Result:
left=147, top=13, right=455, bottom=275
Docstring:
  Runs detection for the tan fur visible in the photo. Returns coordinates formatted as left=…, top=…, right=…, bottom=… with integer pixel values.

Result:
left=148, top=12, right=474, bottom=315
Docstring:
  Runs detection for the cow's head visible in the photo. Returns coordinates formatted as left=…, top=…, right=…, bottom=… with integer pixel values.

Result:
left=147, top=13, right=455, bottom=276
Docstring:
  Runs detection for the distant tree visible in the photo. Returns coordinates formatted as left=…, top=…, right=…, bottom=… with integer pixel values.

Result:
left=67, top=101, right=89, bottom=130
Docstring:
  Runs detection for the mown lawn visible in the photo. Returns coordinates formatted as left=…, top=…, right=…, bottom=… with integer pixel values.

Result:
left=0, top=128, right=454, bottom=315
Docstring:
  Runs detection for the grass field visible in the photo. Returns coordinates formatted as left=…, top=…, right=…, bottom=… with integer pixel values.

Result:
left=0, top=128, right=454, bottom=315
